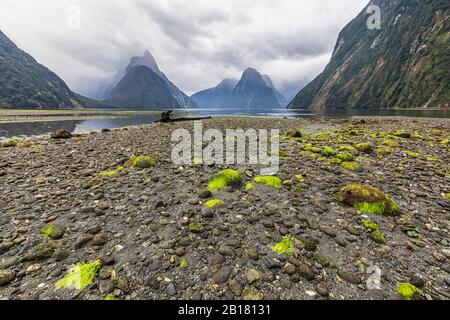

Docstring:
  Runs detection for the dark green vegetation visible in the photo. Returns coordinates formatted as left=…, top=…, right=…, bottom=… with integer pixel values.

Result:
left=289, top=0, right=450, bottom=109
left=108, top=66, right=180, bottom=109
left=0, top=30, right=92, bottom=109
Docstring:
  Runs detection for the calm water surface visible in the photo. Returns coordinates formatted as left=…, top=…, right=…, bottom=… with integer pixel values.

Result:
left=0, top=108, right=448, bottom=141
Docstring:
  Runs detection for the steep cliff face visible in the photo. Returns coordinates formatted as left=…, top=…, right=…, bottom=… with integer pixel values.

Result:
left=0, top=30, right=89, bottom=109
left=109, top=65, right=180, bottom=109
left=289, top=0, right=450, bottom=109
left=230, top=68, right=285, bottom=109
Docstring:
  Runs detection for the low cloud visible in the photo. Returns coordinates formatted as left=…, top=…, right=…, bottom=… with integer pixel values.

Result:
left=0, top=0, right=367, bottom=97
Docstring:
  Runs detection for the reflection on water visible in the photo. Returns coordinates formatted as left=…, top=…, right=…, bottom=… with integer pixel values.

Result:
left=0, top=108, right=448, bottom=141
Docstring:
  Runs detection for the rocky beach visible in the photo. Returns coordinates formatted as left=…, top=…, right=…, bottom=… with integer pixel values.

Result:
left=0, top=116, right=449, bottom=300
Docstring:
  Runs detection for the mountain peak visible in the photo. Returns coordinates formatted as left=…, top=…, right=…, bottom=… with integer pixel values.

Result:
left=127, top=50, right=159, bottom=74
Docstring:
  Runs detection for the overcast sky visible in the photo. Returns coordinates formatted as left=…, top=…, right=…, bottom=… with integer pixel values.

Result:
left=0, top=0, right=368, bottom=97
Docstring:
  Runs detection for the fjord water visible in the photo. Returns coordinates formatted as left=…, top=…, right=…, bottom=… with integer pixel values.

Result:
left=0, top=108, right=449, bottom=141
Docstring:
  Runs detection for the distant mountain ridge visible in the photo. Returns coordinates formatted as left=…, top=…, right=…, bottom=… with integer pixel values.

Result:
left=0, top=30, right=91, bottom=109
left=191, top=79, right=238, bottom=109
left=191, top=68, right=287, bottom=109
left=289, top=0, right=450, bottom=109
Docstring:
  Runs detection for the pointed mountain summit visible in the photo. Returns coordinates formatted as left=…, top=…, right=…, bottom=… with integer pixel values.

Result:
left=230, top=68, right=286, bottom=109
left=0, top=30, right=90, bottom=109
left=102, top=50, right=197, bottom=108
left=108, top=65, right=179, bottom=109
left=191, top=79, right=238, bottom=108
left=289, top=0, right=450, bottom=109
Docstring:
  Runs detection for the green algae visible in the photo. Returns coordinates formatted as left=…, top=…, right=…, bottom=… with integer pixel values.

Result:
left=104, top=296, right=121, bottom=300
left=245, top=183, right=256, bottom=190
left=253, top=176, right=282, bottom=189
left=356, top=143, right=373, bottom=153
left=125, top=156, right=156, bottom=169
left=339, top=184, right=401, bottom=216
left=179, top=258, right=188, bottom=268
left=40, top=224, right=64, bottom=240
left=207, top=169, right=242, bottom=192
left=55, top=260, right=102, bottom=290
left=337, top=153, right=354, bottom=161
left=99, top=166, right=125, bottom=177
left=340, top=161, right=362, bottom=172
left=363, top=220, right=386, bottom=244
left=402, top=150, right=420, bottom=158
left=397, top=283, right=421, bottom=300
left=272, top=234, right=295, bottom=255
left=321, top=146, right=337, bottom=157
left=188, top=222, right=204, bottom=233
left=376, top=147, right=394, bottom=155
left=204, top=199, right=224, bottom=209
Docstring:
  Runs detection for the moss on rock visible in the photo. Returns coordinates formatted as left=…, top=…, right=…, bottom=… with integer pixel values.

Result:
left=339, top=184, right=401, bottom=215
left=397, top=283, right=421, bottom=300
left=337, top=153, right=354, bottom=161
left=207, top=169, right=242, bottom=192
left=125, top=156, right=156, bottom=169
left=253, top=176, right=282, bottom=189
left=356, top=143, right=373, bottom=153
left=99, top=166, right=125, bottom=177
left=188, top=222, right=204, bottom=233
left=204, top=199, right=224, bottom=209
left=340, top=161, right=362, bottom=172
left=321, top=146, right=337, bottom=157
left=40, top=224, right=65, bottom=240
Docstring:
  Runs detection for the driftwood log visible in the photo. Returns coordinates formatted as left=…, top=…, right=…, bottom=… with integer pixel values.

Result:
left=157, top=110, right=211, bottom=123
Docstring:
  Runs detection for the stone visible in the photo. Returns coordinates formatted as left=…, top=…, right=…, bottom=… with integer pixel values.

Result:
left=21, top=243, right=54, bottom=262
left=410, top=274, right=426, bottom=288
left=246, top=248, right=259, bottom=260
left=213, top=267, right=232, bottom=284
left=298, top=264, right=314, bottom=281
left=0, top=257, right=18, bottom=270
left=219, top=245, right=234, bottom=256
left=73, top=234, right=93, bottom=249
left=209, top=253, right=225, bottom=266
left=146, top=276, right=160, bottom=290
left=166, top=283, right=177, bottom=296
left=285, top=263, right=296, bottom=275
left=50, top=130, right=72, bottom=139
left=246, top=269, right=261, bottom=284
left=92, top=234, right=108, bottom=246
left=0, top=269, right=15, bottom=286
left=316, top=282, right=329, bottom=297
left=338, top=270, right=361, bottom=284
left=320, top=226, right=337, bottom=237
left=99, top=280, right=115, bottom=294
left=241, top=288, right=264, bottom=300
left=0, top=241, right=14, bottom=255
left=228, top=280, right=243, bottom=296
left=117, top=275, right=130, bottom=293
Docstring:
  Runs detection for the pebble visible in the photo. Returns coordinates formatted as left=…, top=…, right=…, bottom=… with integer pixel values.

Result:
left=0, top=269, right=15, bottom=286
left=213, top=267, right=232, bottom=284
left=338, top=270, right=361, bottom=284
left=298, top=263, right=314, bottom=281
left=246, top=269, right=261, bottom=284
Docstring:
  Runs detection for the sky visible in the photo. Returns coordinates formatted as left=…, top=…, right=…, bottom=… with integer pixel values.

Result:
left=0, top=0, right=368, bottom=98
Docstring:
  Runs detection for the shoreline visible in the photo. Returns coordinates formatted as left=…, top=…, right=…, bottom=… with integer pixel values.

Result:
left=0, top=117, right=449, bottom=300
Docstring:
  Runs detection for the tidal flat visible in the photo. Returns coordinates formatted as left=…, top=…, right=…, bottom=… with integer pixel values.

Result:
left=0, top=116, right=449, bottom=300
